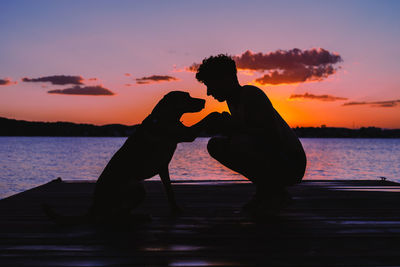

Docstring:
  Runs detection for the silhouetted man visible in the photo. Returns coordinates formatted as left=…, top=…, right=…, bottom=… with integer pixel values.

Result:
left=196, top=54, right=307, bottom=216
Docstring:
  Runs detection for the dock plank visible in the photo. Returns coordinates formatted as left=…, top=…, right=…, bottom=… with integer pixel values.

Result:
left=1, top=179, right=400, bottom=266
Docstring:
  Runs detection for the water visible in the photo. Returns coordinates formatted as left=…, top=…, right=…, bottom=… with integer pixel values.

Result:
left=0, top=137, right=399, bottom=199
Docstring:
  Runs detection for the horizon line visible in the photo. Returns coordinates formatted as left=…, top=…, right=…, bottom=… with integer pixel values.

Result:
left=1, top=116, right=400, bottom=131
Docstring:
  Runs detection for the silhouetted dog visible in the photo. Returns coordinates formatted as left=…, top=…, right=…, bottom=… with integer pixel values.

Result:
left=44, top=91, right=205, bottom=224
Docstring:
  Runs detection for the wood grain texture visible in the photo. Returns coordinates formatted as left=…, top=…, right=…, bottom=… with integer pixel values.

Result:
left=1, top=179, right=400, bottom=266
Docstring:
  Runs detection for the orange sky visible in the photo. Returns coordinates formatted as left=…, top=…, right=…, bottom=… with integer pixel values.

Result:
left=1, top=1, right=400, bottom=128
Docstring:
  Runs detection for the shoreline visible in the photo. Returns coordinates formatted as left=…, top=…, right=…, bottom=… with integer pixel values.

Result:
left=2, top=117, right=400, bottom=138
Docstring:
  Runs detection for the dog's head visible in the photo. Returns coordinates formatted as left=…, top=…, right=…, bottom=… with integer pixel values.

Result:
left=152, top=91, right=205, bottom=118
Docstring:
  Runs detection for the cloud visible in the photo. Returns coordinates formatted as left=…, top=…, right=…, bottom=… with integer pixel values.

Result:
left=22, top=75, right=84, bottom=85
left=0, top=78, right=17, bottom=86
left=238, top=69, right=256, bottom=76
left=185, top=63, right=200, bottom=72
left=343, top=100, right=400, bottom=108
left=254, top=64, right=337, bottom=85
left=135, top=75, right=178, bottom=85
left=47, top=85, right=115, bottom=96
left=87, top=77, right=98, bottom=81
left=186, top=48, right=342, bottom=85
left=234, top=48, right=342, bottom=70
left=236, top=49, right=342, bottom=85
left=124, top=73, right=131, bottom=77
left=289, top=92, right=348, bottom=102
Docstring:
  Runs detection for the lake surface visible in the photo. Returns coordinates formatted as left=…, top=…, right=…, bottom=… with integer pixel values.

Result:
left=0, top=137, right=399, bottom=199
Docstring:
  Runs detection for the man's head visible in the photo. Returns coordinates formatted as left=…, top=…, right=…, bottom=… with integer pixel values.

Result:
left=195, top=54, right=239, bottom=102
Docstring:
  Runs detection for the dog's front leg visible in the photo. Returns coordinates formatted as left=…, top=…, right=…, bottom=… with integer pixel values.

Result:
left=159, top=166, right=182, bottom=215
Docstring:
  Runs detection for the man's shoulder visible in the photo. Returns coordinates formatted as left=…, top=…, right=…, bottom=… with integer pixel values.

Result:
left=242, top=85, right=268, bottom=97
left=241, top=85, right=273, bottom=108
left=242, top=84, right=259, bottom=90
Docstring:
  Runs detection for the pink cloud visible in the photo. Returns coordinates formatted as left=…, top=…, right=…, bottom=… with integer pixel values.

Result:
left=0, top=78, right=17, bottom=86
left=135, top=75, right=178, bottom=85
left=186, top=48, right=342, bottom=85
left=23, top=75, right=84, bottom=85
left=48, top=85, right=115, bottom=96
left=289, top=92, right=348, bottom=101
left=343, top=100, right=400, bottom=108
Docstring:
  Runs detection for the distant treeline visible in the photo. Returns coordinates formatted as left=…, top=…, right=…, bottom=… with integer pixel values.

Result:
left=1, top=117, right=400, bottom=138
left=0, top=117, right=137, bottom=137
left=293, top=126, right=400, bottom=138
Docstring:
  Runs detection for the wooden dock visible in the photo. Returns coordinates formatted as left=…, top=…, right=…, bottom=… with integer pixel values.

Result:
left=1, top=179, right=400, bottom=266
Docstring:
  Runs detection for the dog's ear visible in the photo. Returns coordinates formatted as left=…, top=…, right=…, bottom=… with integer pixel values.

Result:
left=152, top=91, right=188, bottom=114
left=151, top=97, right=167, bottom=115
left=166, top=91, right=190, bottom=107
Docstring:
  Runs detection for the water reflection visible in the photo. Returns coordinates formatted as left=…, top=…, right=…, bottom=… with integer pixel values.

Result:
left=169, top=260, right=237, bottom=266
left=301, top=138, right=400, bottom=181
left=331, top=186, right=400, bottom=192
left=142, top=245, right=203, bottom=252
left=0, top=137, right=399, bottom=199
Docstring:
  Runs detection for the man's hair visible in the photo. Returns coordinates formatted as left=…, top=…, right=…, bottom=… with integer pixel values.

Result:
left=195, top=54, right=237, bottom=84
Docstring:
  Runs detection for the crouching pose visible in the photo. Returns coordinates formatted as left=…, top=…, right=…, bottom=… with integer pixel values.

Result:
left=44, top=91, right=207, bottom=224
left=195, top=54, right=307, bottom=216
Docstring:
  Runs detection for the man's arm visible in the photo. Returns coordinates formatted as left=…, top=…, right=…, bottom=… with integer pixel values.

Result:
left=161, top=114, right=223, bottom=143
left=189, top=112, right=234, bottom=136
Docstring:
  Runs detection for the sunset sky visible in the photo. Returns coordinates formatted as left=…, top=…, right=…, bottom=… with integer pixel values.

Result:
left=1, top=0, right=400, bottom=128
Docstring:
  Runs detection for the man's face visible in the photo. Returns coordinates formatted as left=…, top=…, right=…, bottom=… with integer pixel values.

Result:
left=204, top=79, right=229, bottom=102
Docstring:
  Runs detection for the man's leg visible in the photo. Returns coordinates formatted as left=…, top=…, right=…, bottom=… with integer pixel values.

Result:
left=207, top=136, right=258, bottom=182
left=207, top=136, right=276, bottom=184
left=207, top=136, right=293, bottom=216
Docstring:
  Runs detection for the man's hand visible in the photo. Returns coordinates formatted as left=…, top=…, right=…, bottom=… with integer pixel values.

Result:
left=201, top=112, right=227, bottom=134
left=204, top=111, right=223, bottom=123
left=190, top=111, right=233, bottom=136
left=221, top=111, right=231, bottom=120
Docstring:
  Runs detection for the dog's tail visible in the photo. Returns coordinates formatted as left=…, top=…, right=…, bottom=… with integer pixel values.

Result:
left=42, top=204, right=91, bottom=226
